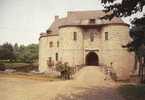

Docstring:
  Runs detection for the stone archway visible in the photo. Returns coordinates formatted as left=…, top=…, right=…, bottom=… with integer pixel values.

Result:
left=86, top=52, right=99, bottom=66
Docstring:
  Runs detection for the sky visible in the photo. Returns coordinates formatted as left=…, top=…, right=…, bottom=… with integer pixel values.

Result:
left=0, top=0, right=144, bottom=45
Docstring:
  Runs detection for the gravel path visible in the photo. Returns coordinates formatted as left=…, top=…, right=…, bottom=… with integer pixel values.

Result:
left=0, top=66, right=125, bottom=100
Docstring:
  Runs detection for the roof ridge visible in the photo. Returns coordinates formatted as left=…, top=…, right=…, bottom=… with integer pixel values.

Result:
left=46, top=10, right=126, bottom=34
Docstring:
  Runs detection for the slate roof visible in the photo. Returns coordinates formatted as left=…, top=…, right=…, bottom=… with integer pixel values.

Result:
left=41, top=10, right=127, bottom=36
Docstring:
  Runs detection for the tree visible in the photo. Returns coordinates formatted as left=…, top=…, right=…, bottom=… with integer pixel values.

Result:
left=27, top=44, right=38, bottom=62
left=13, top=43, right=19, bottom=61
left=0, top=43, right=15, bottom=61
left=0, top=43, right=38, bottom=63
left=17, top=44, right=38, bottom=63
left=124, top=16, right=145, bottom=83
left=101, top=0, right=145, bottom=20
left=101, top=0, right=145, bottom=83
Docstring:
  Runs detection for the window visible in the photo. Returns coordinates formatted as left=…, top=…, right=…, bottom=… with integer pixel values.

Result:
left=49, top=41, right=53, bottom=48
left=56, top=53, right=58, bottom=61
left=105, top=32, right=108, bottom=40
left=47, top=57, right=52, bottom=65
left=89, top=19, right=96, bottom=24
left=90, top=33, right=94, bottom=42
left=47, top=57, right=53, bottom=67
left=73, top=32, right=77, bottom=41
left=57, top=41, right=59, bottom=47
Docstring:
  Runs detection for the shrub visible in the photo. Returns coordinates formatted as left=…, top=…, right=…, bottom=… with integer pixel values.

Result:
left=56, top=62, right=73, bottom=80
left=0, top=62, right=5, bottom=71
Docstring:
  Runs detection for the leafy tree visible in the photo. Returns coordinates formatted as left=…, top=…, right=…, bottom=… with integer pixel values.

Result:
left=100, top=0, right=145, bottom=82
left=101, top=0, right=145, bottom=19
left=17, top=44, right=38, bottom=63
left=0, top=43, right=38, bottom=63
left=27, top=44, right=38, bottom=62
left=0, top=46, right=5, bottom=60
left=13, top=43, right=19, bottom=61
left=124, top=16, right=145, bottom=83
left=0, top=42, right=15, bottom=61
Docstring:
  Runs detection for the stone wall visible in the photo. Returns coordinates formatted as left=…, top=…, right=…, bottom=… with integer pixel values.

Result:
left=101, top=24, right=134, bottom=80
left=83, top=27, right=103, bottom=65
left=59, top=27, right=84, bottom=67
left=39, top=24, right=134, bottom=80
left=39, top=35, right=59, bottom=72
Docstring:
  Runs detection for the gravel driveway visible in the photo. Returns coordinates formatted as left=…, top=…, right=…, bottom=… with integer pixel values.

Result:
left=0, top=66, right=125, bottom=100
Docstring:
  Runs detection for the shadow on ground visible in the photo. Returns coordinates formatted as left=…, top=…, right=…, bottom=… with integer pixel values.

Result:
left=54, top=86, right=124, bottom=100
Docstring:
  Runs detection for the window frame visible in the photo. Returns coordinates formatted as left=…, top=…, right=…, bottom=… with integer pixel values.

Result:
left=105, top=32, right=108, bottom=40
left=73, top=32, right=77, bottom=41
left=57, top=41, right=59, bottom=47
left=89, top=19, right=96, bottom=24
left=56, top=53, right=58, bottom=61
left=49, top=41, right=53, bottom=48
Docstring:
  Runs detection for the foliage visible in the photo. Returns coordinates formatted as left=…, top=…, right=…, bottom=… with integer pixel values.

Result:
left=56, top=62, right=73, bottom=80
left=101, top=0, right=145, bottom=55
left=100, top=0, right=145, bottom=52
left=101, top=0, right=145, bottom=19
left=118, top=84, right=145, bottom=100
left=101, top=0, right=145, bottom=83
left=0, top=62, right=5, bottom=71
left=122, top=15, right=145, bottom=83
left=0, top=43, right=38, bottom=63
left=0, top=43, right=15, bottom=61
left=16, top=44, right=38, bottom=63
left=0, top=61, right=38, bottom=72
left=0, top=71, right=60, bottom=81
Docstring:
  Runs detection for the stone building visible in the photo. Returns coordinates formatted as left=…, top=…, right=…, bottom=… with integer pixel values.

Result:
left=39, top=10, right=134, bottom=80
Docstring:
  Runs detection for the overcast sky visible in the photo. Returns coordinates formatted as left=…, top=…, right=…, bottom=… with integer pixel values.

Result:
left=0, top=0, right=144, bottom=45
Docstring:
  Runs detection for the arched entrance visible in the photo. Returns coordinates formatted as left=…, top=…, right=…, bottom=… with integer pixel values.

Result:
left=86, top=52, right=99, bottom=66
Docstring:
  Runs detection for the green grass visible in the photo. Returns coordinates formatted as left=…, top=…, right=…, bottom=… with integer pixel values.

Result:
left=4, top=62, right=30, bottom=68
left=118, top=84, right=145, bottom=100
left=0, top=61, right=38, bottom=72
left=0, top=72, right=60, bottom=81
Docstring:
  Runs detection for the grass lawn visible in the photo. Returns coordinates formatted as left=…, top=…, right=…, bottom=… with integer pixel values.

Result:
left=4, top=62, right=30, bottom=68
left=0, top=72, right=60, bottom=81
left=0, top=61, right=61, bottom=81
left=118, top=84, right=145, bottom=100
left=0, top=61, right=38, bottom=72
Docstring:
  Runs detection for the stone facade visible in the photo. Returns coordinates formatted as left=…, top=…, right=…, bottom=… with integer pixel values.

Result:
left=39, top=10, right=134, bottom=80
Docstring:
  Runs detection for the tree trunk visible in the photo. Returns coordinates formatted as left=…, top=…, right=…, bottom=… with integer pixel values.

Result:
left=138, top=57, right=144, bottom=83
left=134, top=54, right=138, bottom=70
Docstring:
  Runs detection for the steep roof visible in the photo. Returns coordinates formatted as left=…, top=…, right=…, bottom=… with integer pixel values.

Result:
left=46, top=10, right=127, bottom=34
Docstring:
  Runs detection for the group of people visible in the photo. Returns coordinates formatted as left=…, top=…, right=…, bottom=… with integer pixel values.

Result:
left=104, top=62, right=114, bottom=80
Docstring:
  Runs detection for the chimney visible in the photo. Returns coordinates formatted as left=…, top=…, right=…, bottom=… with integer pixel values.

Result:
left=55, top=15, right=59, bottom=20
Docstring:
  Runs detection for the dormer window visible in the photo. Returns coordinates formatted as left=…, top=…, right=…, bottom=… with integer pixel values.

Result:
left=46, top=30, right=51, bottom=34
left=89, top=19, right=96, bottom=24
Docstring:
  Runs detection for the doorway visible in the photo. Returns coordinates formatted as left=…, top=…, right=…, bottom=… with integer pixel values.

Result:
left=86, top=52, right=99, bottom=66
